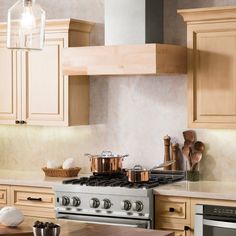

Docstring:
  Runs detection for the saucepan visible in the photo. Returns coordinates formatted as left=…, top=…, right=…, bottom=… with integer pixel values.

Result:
left=85, top=151, right=128, bottom=174
left=126, top=160, right=175, bottom=183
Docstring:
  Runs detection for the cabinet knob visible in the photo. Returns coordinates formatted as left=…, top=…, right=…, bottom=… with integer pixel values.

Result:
left=19, top=120, right=26, bottom=125
left=169, top=207, right=175, bottom=212
left=15, top=120, right=20, bottom=124
left=184, top=226, right=190, bottom=231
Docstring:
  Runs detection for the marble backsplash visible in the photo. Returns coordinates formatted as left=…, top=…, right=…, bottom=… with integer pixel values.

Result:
left=0, top=0, right=236, bottom=181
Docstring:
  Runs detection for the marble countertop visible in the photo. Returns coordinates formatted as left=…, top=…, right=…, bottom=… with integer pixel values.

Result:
left=154, top=180, right=236, bottom=201
left=0, top=169, right=80, bottom=187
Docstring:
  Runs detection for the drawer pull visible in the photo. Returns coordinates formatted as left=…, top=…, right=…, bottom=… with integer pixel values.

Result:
left=27, top=197, right=42, bottom=201
left=184, top=226, right=190, bottom=231
left=169, top=207, right=175, bottom=212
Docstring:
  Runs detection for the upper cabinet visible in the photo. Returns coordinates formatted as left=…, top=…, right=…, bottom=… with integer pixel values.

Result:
left=62, top=44, right=187, bottom=76
left=0, top=19, right=94, bottom=126
left=179, top=6, right=236, bottom=129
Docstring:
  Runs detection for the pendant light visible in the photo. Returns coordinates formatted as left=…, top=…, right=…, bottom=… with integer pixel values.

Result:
left=7, top=0, right=46, bottom=50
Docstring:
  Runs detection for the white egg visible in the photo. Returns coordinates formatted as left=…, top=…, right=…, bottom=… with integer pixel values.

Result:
left=0, top=207, right=24, bottom=227
left=46, top=160, right=59, bottom=169
left=62, top=158, right=76, bottom=169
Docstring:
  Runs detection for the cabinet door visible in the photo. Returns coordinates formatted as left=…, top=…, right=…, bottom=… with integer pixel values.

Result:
left=0, top=39, right=19, bottom=124
left=188, top=22, right=236, bottom=128
left=22, top=35, right=68, bottom=126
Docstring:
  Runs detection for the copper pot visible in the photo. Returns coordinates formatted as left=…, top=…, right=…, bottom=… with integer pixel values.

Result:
left=126, top=165, right=150, bottom=183
left=126, top=161, right=176, bottom=183
left=85, top=151, right=128, bottom=174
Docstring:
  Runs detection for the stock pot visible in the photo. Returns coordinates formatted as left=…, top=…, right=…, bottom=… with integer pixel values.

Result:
left=85, top=151, right=128, bottom=174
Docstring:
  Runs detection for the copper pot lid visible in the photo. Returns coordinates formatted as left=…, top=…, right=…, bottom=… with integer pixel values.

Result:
left=85, top=151, right=128, bottom=158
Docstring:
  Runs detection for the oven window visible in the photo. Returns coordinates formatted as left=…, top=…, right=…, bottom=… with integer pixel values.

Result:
left=204, top=225, right=236, bottom=236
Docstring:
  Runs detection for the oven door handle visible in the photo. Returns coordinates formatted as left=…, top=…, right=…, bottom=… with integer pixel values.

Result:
left=204, top=219, right=236, bottom=229
left=57, top=214, right=150, bottom=228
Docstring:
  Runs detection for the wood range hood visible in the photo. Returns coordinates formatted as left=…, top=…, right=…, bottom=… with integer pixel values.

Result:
left=62, top=43, right=187, bottom=76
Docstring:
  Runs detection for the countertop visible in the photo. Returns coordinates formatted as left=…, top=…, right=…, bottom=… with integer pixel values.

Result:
left=2, top=169, right=236, bottom=202
left=0, top=218, right=174, bottom=236
left=0, top=170, right=78, bottom=188
left=154, top=180, right=236, bottom=201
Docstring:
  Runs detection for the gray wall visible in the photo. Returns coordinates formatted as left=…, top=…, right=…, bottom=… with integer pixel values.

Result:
left=0, top=0, right=236, bottom=181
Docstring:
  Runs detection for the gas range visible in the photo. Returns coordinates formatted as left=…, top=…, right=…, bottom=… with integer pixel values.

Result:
left=53, top=171, right=184, bottom=229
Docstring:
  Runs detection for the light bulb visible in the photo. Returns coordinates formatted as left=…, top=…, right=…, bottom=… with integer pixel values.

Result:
left=21, top=7, right=36, bottom=31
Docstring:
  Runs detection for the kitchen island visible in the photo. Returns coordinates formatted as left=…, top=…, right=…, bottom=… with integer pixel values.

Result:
left=0, top=218, right=174, bottom=236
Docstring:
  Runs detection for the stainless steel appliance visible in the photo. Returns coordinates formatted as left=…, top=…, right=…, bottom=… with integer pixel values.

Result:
left=195, top=204, right=236, bottom=235
left=54, top=171, right=184, bottom=229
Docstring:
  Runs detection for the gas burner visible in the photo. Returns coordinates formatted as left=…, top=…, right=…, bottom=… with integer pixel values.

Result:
left=62, top=172, right=184, bottom=189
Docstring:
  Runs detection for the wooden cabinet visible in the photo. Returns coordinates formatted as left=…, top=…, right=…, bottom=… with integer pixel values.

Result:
left=0, top=19, right=94, bottom=126
left=0, top=185, right=10, bottom=207
left=155, top=195, right=236, bottom=236
left=10, top=185, right=55, bottom=218
left=155, top=196, right=191, bottom=236
left=178, top=6, right=236, bottom=128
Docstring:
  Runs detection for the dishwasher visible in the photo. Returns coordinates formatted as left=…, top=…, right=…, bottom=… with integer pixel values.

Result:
left=195, top=204, right=236, bottom=236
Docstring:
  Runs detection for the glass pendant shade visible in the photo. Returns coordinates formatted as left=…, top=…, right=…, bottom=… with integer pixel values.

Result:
left=7, top=0, right=45, bottom=50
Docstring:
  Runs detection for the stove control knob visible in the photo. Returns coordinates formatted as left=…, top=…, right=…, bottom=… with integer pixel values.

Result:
left=101, top=199, right=111, bottom=209
left=90, top=198, right=100, bottom=208
left=132, top=201, right=143, bottom=212
left=121, top=200, right=132, bottom=211
left=70, top=197, right=81, bottom=207
left=59, top=196, right=70, bottom=206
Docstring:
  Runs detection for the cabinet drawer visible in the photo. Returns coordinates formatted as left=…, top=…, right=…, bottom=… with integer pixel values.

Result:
left=11, top=186, right=55, bottom=218
left=155, top=196, right=190, bottom=224
left=156, top=221, right=191, bottom=236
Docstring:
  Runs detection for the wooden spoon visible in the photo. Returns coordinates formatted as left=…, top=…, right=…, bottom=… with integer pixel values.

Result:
left=191, top=151, right=202, bottom=171
left=194, top=141, right=205, bottom=153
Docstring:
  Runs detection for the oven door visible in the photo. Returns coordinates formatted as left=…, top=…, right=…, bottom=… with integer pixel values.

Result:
left=195, top=205, right=236, bottom=236
left=203, top=219, right=236, bottom=236
left=57, top=213, right=151, bottom=229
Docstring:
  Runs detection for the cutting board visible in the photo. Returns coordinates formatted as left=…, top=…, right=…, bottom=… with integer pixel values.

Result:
left=0, top=224, right=33, bottom=236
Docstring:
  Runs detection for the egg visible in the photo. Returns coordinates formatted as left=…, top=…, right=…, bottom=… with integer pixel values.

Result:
left=46, top=160, right=60, bottom=169
left=0, top=207, right=24, bottom=227
left=62, top=158, right=76, bottom=169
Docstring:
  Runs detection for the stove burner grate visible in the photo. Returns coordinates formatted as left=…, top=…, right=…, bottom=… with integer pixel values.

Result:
left=62, top=172, right=184, bottom=189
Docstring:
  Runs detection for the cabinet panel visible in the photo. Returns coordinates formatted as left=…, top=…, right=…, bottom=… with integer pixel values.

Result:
left=193, top=29, right=236, bottom=124
left=155, top=196, right=190, bottom=224
left=0, top=185, right=10, bottom=206
left=22, top=37, right=66, bottom=125
left=0, top=40, right=18, bottom=124
left=179, top=7, right=236, bottom=128
left=11, top=186, right=55, bottom=218
left=156, top=222, right=191, bottom=236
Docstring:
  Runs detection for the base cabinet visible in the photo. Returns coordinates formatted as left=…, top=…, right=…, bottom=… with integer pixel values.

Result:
left=155, top=196, right=191, bottom=236
left=155, top=195, right=236, bottom=236
left=0, top=184, right=55, bottom=219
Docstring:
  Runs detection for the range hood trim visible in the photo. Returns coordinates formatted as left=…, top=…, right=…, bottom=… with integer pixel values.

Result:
left=62, top=43, right=187, bottom=76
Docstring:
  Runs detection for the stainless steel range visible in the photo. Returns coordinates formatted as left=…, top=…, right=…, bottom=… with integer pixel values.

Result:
left=53, top=171, right=184, bottom=229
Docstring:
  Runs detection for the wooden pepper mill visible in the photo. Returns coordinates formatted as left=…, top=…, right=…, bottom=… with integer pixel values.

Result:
left=171, top=142, right=179, bottom=171
left=164, top=135, right=171, bottom=170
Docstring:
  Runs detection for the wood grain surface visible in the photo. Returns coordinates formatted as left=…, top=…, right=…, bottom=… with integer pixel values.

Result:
left=0, top=218, right=174, bottom=236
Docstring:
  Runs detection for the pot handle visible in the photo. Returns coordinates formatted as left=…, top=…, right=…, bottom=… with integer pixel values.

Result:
left=133, top=165, right=143, bottom=170
left=101, top=151, right=113, bottom=157
left=84, top=153, right=92, bottom=157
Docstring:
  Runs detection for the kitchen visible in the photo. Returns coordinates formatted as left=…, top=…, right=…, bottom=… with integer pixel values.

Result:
left=1, top=0, right=236, bottom=235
